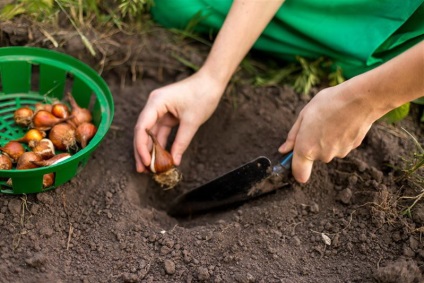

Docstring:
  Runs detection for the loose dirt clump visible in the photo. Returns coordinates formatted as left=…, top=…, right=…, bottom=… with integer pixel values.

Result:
left=0, top=17, right=423, bottom=282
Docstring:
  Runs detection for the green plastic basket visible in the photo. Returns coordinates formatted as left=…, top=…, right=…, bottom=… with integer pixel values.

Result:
left=0, top=47, right=114, bottom=194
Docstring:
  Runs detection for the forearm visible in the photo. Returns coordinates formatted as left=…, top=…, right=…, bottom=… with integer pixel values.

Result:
left=199, top=0, right=285, bottom=86
left=350, top=41, right=424, bottom=118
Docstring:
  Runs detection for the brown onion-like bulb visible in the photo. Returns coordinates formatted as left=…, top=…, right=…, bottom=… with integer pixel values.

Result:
left=30, top=138, right=55, bottom=160
left=146, top=129, right=175, bottom=174
left=31, top=153, right=71, bottom=167
left=43, top=173, right=55, bottom=188
left=14, top=129, right=46, bottom=148
left=16, top=152, right=42, bottom=170
left=14, top=106, right=34, bottom=127
left=34, top=103, right=52, bottom=113
left=76, top=122, right=97, bottom=149
left=0, top=154, right=13, bottom=170
left=147, top=129, right=182, bottom=189
left=0, top=141, right=25, bottom=163
left=49, top=123, right=77, bottom=151
left=31, top=110, right=72, bottom=131
left=51, top=103, right=71, bottom=119
left=66, top=92, right=92, bottom=127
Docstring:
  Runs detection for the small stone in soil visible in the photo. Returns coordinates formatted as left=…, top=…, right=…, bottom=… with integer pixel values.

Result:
left=8, top=199, right=21, bottom=215
left=337, top=188, right=352, bottom=204
left=164, top=259, right=175, bottom=275
left=25, top=252, right=47, bottom=268
left=36, top=193, right=54, bottom=205
left=310, top=202, right=320, bottom=213
left=197, top=266, right=210, bottom=280
left=292, top=236, right=301, bottom=246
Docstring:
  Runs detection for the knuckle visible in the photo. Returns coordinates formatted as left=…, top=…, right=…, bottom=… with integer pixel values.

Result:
left=149, top=89, right=162, bottom=98
left=337, top=151, right=349, bottom=159
left=296, top=145, right=317, bottom=162
left=321, top=155, right=333, bottom=163
left=352, top=140, right=362, bottom=149
left=134, top=122, right=142, bottom=131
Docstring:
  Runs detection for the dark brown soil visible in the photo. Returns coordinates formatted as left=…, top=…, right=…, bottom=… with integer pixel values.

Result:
left=0, top=18, right=424, bottom=283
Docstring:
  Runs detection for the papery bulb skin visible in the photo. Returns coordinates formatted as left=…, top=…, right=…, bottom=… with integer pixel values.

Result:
left=76, top=122, right=97, bottom=148
left=16, top=152, right=42, bottom=170
left=34, top=103, right=52, bottom=113
left=14, top=129, right=46, bottom=148
left=31, top=110, right=72, bottom=131
left=0, top=154, right=13, bottom=170
left=43, top=173, right=55, bottom=188
left=14, top=106, right=34, bottom=127
left=51, top=103, right=71, bottom=119
left=146, top=129, right=182, bottom=189
left=146, top=129, right=175, bottom=173
left=66, top=92, right=92, bottom=127
left=49, top=123, right=77, bottom=151
left=31, top=153, right=71, bottom=167
left=0, top=141, right=25, bottom=163
left=31, top=138, right=55, bottom=160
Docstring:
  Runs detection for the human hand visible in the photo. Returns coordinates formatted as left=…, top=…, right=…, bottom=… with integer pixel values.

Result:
left=278, top=81, right=382, bottom=183
left=133, top=71, right=226, bottom=173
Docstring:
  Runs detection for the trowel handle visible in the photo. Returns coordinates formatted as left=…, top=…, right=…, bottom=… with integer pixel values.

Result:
left=272, top=151, right=293, bottom=175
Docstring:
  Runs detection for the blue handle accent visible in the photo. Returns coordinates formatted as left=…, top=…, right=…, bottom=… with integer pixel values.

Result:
left=272, top=151, right=293, bottom=175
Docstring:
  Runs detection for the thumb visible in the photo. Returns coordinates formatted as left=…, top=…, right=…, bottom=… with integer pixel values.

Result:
left=171, top=122, right=199, bottom=166
left=291, top=151, right=313, bottom=183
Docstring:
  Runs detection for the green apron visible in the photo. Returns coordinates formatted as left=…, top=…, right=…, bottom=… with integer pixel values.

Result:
left=151, top=0, right=424, bottom=78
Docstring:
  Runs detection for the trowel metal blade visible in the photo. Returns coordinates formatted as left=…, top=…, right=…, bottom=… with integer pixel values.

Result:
left=167, top=156, right=272, bottom=216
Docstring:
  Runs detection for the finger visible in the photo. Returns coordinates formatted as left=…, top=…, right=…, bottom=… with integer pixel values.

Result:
left=170, top=121, right=199, bottom=166
left=155, top=114, right=178, bottom=148
left=291, top=151, right=314, bottom=183
left=134, top=127, right=151, bottom=173
left=156, top=126, right=172, bottom=150
left=279, top=116, right=302, bottom=153
left=133, top=137, right=147, bottom=173
left=134, top=109, right=160, bottom=170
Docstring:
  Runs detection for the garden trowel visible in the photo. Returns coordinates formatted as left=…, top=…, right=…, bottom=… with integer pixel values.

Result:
left=167, top=152, right=293, bottom=216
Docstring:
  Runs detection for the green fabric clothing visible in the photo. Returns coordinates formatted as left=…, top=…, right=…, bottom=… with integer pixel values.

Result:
left=151, top=0, right=424, bottom=78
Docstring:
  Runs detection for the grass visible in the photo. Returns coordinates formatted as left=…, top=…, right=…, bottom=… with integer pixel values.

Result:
left=0, top=0, right=154, bottom=57
left=253, top=56, right=345, bottom=98
left=397, top=129, right=424, bottom=218
left=0, top=0, right=154, bottom=30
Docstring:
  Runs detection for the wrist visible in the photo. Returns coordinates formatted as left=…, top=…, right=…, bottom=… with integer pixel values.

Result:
left=346, top=42, right=424, bottom=117
left=195, top=65, right=232, bottom=99
left=336, top=76, right=385, bottom=123
left=345, top=73, right=398, bottom=119
left=197, top=62, right=234, bottom=87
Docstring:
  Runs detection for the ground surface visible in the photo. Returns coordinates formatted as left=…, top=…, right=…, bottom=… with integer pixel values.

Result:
left=0, top=18, right=424, bottom=283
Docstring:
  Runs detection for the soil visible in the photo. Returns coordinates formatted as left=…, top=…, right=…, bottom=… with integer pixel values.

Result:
left=1, top=17, right=424, bottom=283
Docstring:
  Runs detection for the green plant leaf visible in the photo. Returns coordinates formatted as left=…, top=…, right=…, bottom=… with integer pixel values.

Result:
left=254, top=65, right=298, bottom=87
left=328, top=66, right=345, bottom=86
left=381, top=102, right=410, bottom=124
left=413, top=97, right=424, bottom=105
left=411, top=97, right=424, bottom=122
left=0, top=4, right=26, bottom=21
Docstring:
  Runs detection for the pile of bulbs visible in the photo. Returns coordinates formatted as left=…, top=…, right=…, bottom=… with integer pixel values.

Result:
left=0, top=92, right=97, bottom=188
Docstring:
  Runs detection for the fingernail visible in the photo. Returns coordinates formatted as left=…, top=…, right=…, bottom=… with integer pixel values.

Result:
left=278, top=143, right=287, bottom=153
